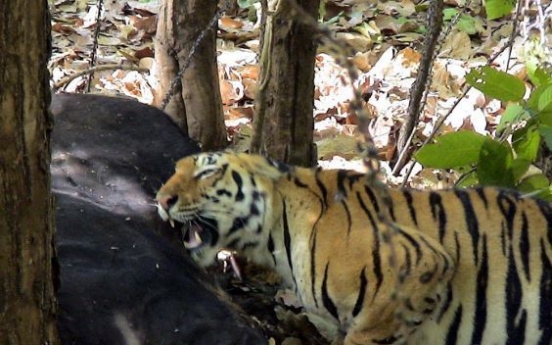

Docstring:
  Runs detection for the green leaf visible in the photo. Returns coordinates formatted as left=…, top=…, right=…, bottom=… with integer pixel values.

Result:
left=477, top=139, right=515, bottom=187
left=456, top=15, right=483, bottom=35
left=512, top=124, right=541, bottom=162
left=537, top=84, right=552, bottom=112
left=238, top=0, right=258, bottom=9
left=414, top=2, right=429, bottom=11
left=415, top=131, right=487, bottom=168
left=518, top=174, right=550, bottom=192
left=526, top=60, right=552, bottom=86
left=456, top=15, right=475, bottom=35
left=466, top=67, right=525, bottom=102
left=539, top=124, right=552, bottom=150
left=536, top=190, right=552, bottom=202
left=354, top=22, right=379, bottom=38
left=442, top=8, right=458, bottom=21
left=497, top=104, right=531, bottom=133
left=485, top=0, right=515, bottom=20
left=528, top=84, right=547, bottom=111
left=517, top=174, right=552, bottom=201
left=511, top=158, right=531, bottom=182
left=538, top=112, right=552, bottom=126
left=319, top=1, right=326, bottom=20
left=456, top=166, right=479, bottom=187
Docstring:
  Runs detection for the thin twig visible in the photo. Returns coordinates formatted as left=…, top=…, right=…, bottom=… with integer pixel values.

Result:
left=87, top=0, right=104, bottom=92
left=505, top=0, right=524, bottom=72
left=53, top=64, right=149, bottom=90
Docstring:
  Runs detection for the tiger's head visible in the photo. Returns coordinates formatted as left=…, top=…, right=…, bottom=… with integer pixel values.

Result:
left=156, top=152, right=285, bottom=268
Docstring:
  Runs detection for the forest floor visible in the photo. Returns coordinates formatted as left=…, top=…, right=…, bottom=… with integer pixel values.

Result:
left=48, top=0, right=535, bottom=189
left=48, top=0, right=543, bottom=343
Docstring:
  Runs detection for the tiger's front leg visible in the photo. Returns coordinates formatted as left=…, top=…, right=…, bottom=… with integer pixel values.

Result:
left=342, top=223, right=456, bottom=345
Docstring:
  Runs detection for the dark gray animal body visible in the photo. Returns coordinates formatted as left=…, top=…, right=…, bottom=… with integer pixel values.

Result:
left=51, top=93, right=266, bottom=345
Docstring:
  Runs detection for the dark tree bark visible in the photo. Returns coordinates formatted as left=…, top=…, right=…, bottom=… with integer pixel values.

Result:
left=154, top=0, right=227, bottom=151
left=250, top=0, right=319, bottom=167
left=392, top=0, right=443, bottom=174
left=0, top=2, right=59, bottom=344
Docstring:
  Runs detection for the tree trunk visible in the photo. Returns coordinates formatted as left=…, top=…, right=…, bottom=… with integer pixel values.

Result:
left=154, top=0, right=227, bottom=151
left=153, top=0, right=188, bottom=133
left=250, top=0, right=319, bottom=167
left=0, top=1, right=59, bottom=345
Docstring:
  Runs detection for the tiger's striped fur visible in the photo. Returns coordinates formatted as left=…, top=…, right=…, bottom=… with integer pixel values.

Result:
left=156, top=152, right=552, bottom=345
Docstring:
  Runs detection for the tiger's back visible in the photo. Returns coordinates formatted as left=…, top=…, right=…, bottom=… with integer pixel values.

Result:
left=321, top=170, right=552, bottom=344
left=156, top=152, right=552, bottom=345
left=282, top=166, right=552, bottom=344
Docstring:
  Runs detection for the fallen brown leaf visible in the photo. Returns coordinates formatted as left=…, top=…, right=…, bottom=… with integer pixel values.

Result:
left=135, top=46, right=154, bottom=60
left=131, top=15, right=157, bottom=35
left=220, top=16, right=244, bottom=29
left=242, top=78, right=257, bottom=100
left=52, top=23, right=77, bottom=34
left=238, top=65, right=259, bottom=79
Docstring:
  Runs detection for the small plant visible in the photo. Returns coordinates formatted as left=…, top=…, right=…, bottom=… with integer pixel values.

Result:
left=415, top=65, right=552, bottom=200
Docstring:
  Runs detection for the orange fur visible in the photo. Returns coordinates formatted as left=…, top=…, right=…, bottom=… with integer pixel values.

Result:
left=157, top=152, right=552, bottom=345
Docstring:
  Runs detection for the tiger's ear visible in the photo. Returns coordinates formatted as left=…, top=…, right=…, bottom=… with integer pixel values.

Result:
left=234, top=153, right=286, bottom=180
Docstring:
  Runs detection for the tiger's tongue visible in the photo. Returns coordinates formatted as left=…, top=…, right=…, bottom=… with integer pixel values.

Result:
left=184, top=223, right=203, bottom=249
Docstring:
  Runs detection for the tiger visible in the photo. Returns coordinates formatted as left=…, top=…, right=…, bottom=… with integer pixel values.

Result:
left=155, top=151, right=552, bottom=345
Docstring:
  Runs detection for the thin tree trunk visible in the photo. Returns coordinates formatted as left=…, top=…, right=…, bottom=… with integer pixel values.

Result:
left=250, top=0, right=319, bottom=167
left=0, top=1, right=59, bottom=344
left=392, top=0, right=443, bottom=174
left=154, top=0, right=227, bottom=150
left=153, top=0, right=188, bottom=133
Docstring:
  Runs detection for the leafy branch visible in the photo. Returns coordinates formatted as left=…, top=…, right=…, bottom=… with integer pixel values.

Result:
left=416, top=65, right=552, bottom=200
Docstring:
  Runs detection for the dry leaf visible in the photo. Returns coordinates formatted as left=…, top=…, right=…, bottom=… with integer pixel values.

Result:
left=400, top=47, right=421, bottom=67
left=446, top=97, right=474, bottom=130
left=131, top=15, right=157, bottom=35
left=238, top=65, right=259, bottom=79
left=97, top=35, right=121, bottom=46
left=220, top=16, right=244, bottom=30
left=431, top=60, right=460, bottom=98
left=374, top=15, right=402, bottom=35
left=335, top=32, right=373, bottom=52
left=351, top=52, right=372, bottom=72
left=139, top=57, right=154, bottom=69
left=242, top=78, right=257, bottom=100
left=225, top=107, right=254, bottom=120
left=52, top=23, right=77, bottom=34
left=135, top=46, right=154, bottom=59
left=470, top=108, right=487, bottom=134
left=442, top=31, right=473, bottom=60
left=119, top=24, right=138, bottom=41
left=220, top=79, right=245, bottom=105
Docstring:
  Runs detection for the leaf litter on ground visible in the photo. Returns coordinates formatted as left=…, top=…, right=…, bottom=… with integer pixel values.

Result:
left=49, top=0, right=527, bottom=189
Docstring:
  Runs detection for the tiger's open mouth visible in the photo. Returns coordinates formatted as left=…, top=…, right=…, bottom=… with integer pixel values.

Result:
left=182, top=221, right=212, bottom=251
left=156, top=203, right=214, bottom=251
left=157, top=204, right=241, bottom=278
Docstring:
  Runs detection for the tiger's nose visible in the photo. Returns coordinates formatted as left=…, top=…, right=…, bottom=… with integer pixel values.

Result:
left=157, top=194, right=178, bottom=210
